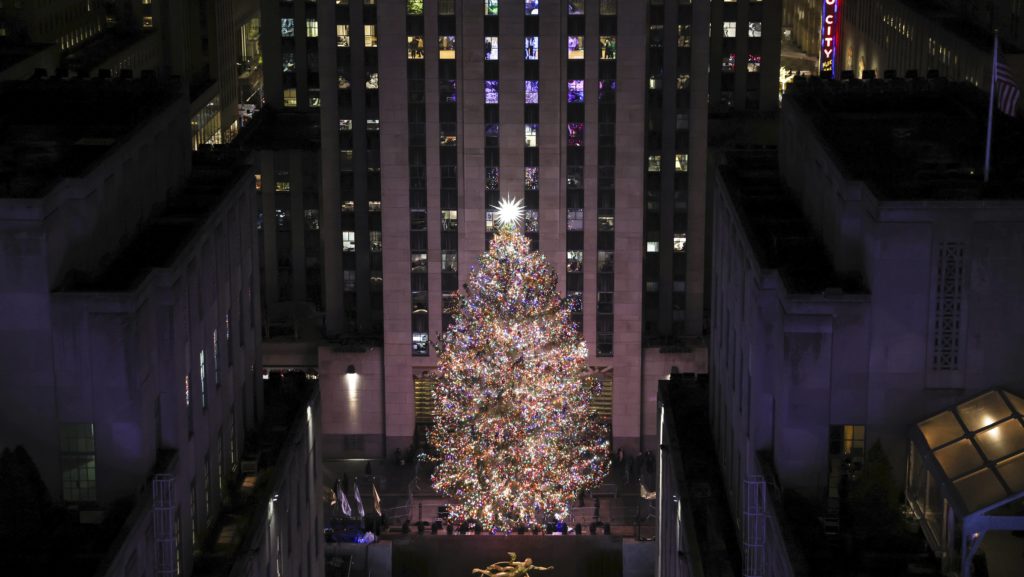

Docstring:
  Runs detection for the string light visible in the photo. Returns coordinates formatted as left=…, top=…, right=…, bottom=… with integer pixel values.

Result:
left=429, top=225, right=609, bottom=532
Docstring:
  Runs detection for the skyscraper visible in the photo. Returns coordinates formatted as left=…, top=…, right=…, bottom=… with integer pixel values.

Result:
left=255, top=0, right=782, bottom=457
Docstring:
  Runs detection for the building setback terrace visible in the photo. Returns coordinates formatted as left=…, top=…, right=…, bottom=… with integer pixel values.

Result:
left=719, top=151, right=866, bottom=295
left=787, top=77, right=1024, bottom=201
left=0, top=75, right=181, bottom=198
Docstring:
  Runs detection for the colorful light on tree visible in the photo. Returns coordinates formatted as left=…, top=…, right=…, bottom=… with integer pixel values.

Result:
left=428, top=217, right=609, bottom=531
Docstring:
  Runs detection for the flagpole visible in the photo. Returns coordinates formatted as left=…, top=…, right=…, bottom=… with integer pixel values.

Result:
left=985, top=31, right=999, bottom=183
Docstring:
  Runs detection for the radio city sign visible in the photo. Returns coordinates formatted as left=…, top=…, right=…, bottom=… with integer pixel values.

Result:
left=820, top=0, right=840, bottom=78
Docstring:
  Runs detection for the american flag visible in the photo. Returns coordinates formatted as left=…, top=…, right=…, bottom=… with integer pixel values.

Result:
left=995, top=42, right=1020, bottom=116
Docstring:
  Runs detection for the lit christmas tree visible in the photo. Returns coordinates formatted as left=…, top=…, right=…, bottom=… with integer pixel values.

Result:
left=429, top=197, right=610, bottom=531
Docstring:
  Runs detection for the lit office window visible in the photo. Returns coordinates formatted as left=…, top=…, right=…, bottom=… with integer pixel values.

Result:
left=407, top=0, right=423, bottom=15
left=525, top=80, right=539, bottom=103
left=567, top=251, right=583, bottom=273
left=364, top=25, right=378, bottom=47
left=598, top=251, right=614, bottom=273
left=525, top=37, right=539, bottom=60
left=673, top=234, right=687, bottom=253
left=567, top=208, right=584, bottom=231
left=674, top=154, right=688, bottom=172
left=342, top=231, right=355, bottom=251
left=408, top=36, right=424, bottom=59
left=646, top=242, right=659, bottom=253
left=442, top=252, right=458, bottom=273
left=568, top=36, right=584, bottom=59
left=678, top=24, right=691, bottom=47
left=442, top=210, right=458, bottom=230
left=282, top=52, right=295, bottom=72
left=525, top=0, right=539, bottom=15
left=485, top=0, right=498, bottom=15
left=366, top=72, right=379, bottom=89
left=485, top=37, right=498, bottom=60
left=567, top=80, right=584, bottom=103
left=748, top=54, right=762, bottom=72
left=485, top=80, right=499, bottom=103
left=439, top=35, right=456, bottom=59
left=723, top=22, right=737, bottom=38
left=281, top=18, right=294, bottom=37
left=749, top=22, right=762, bottom=38
left=337, top=24, right=350, bottom=47
left=600, top=36, right=616, bottom=60
left=722, top=54, right=736, bottom=72
left=524, top=124, right=538, bottom=147
left=525, top=167, right=539, bottom=190
left=411, top=253, right=428, bottom=273
left=412, top=333, right=428, bottom=355
left=599, top=0, right=616, bottom=15
left=306, top=19, right=318, bottom=37
left=568, top=0, right=584, bottom=14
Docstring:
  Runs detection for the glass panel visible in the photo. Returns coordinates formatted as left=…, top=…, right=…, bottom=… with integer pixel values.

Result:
left=933, top=438, right=983, bottom=480
left=954, top=468, right=1008, bottom=512
left=919, top=411, right=965, bottom=449
left=1006, top=391, right=1024, bottom=415
left=974, top=419, right=1024, bottom=462
left=957, top=390, right=1012, bottom=432
left=996, top=451, right=1024, bottom=493
left=568, top=36, right=584, bottom=59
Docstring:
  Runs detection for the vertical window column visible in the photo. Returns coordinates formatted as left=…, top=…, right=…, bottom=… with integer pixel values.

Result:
left=566, top=3, right=586, bottom=331
left=483, top=8, right=500, bottom=248
left=409, top=3, right=428, bottom=355
left=523, top=6, right=540, bottom=248
left=596, top=1, right=617, bottom=356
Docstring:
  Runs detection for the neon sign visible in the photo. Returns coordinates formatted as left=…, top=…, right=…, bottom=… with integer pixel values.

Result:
left=820, top=0, right=841, bottom=78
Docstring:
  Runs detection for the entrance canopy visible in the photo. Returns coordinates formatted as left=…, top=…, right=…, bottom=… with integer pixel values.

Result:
left=907, top=389, right=1024, bottom=575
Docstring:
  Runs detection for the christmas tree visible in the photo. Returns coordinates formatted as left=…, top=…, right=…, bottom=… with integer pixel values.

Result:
left=429, top=198, right=609, bottom=531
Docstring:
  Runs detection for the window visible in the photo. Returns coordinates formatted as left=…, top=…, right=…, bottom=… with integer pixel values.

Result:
left=485, top=37, right=498, bottom=60
left=337, top=24, right=350, bottom=47
left=407, top=36, right=424, bottom=59
left=338, top=74, right=350, bottom=89
left=525, top=167, right=539, bottom=191
left=747, top=54, right=761, bottom=73
left=442, top=252, right=458, bottom=273
left=723, top=22, right=737, bottom=38
left=674, top=154, right=688, bottom=172
left=412, top=333, right=429, bottom=355
left=143, top=16, right=153, bottom=28
left=598, top=251, right=614, bottom=273
left=673, top=234, right=687, bottom=253
left=524, top=124, right=538, bottom=147
left=342, top=231, right=355, bottom=252
left=60, top=423, right=96, bottom=503
left=677, top=24, right=691, bottom=47
left=198, top=350, right=207, bottom=409
left=568, top=0, right=584, bottom=14
left=442, top=210, right=458, bottom=231
left=439, top=35, right=456, bottom=59
left=567, top=80, right=584, bottom=103
left=525, top=0, right=539, bottom=15
left=407, top=0, right=423, bottom=14
left=567, top=251, right=583, bottom=273
left=525, top=37, right=539, bottom=60
left=830, top=425, right=866, bottom=465
left=366, top=72, right=379, bottom=89
left=282, top=52, right=295, bottom=72
left=722, top=54, right=736, bottom=72
left=411, top=253, right=427, bottom=273
left=600, top=36, right=616, bottom=60
left=646, top=242, right=659, bottom=253
left=525, top=80, right=539, bottom=103
left=306, top=19, right=318, bottom=37
left=600, top=0, right=616, bottom=15
left=567, top=123, right=584, bottom=146
left=748, top=22, right=762, bottom=38
left=212, top=329, right=219, bottom=387
left=568, top=36, right=584, bottom=59
left=599, top=79, right=616, bottom=101
left=677, top=74, right=691, bottom=90
left=281, top=18, right=294, bottom=37
left=364, top=25, right=378, bottom=47
left=304, top=209, right=320, bottom=230
left=567, top=208, right=584, bottom=231
left=485, top=0, right=498, bottom=15
left=647, top=155, right=661, bottom=172
left=485, top=80, right=499, bottom=103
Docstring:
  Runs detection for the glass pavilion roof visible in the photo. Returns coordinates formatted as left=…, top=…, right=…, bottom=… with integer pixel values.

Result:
left=915, top=389, right=1024, bottom=514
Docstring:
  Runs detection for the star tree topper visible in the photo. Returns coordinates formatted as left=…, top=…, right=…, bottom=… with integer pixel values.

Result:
left=493, top=195, right=525, bottom=228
